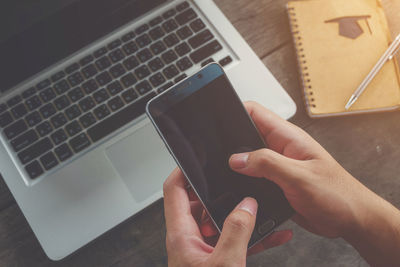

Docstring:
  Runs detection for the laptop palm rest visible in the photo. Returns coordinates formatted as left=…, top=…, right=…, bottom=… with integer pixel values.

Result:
left=105, top=123, right=175, bottom=202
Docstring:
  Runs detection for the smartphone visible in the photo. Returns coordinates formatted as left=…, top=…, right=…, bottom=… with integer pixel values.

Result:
left=146, top=63, right=294, bottom=247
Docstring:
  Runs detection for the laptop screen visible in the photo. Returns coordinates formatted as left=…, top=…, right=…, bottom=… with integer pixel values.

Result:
left=0, top=0, right=167, bottom=93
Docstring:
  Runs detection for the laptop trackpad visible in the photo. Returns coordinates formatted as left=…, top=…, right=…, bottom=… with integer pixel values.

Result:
left=105, top=123, right=175, bottom=202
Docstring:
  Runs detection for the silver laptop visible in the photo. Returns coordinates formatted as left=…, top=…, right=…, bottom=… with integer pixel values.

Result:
left=0, top=0, right=296, bottom=260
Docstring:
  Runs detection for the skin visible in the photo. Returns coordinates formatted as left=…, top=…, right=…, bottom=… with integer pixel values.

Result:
left=164, top=101, right=400, bottom=267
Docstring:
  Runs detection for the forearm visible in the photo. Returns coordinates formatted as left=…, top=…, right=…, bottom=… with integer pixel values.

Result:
left=344, top=194, right=400, bottom=267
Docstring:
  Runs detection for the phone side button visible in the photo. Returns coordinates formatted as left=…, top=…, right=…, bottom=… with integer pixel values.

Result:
left=258, top=219, right=276, bottom=235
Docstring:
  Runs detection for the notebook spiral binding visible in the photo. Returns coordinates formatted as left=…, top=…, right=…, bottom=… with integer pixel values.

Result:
left=287, top=5, right=316, bottom=109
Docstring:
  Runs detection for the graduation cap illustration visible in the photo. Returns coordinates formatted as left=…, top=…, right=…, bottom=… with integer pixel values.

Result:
left=325, top=15, right=372, bottom=39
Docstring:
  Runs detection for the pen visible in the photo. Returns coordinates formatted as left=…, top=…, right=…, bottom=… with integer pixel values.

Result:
left=345, top=34, right=400, bottom=110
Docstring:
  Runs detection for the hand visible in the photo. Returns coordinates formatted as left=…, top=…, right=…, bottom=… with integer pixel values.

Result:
left=163, top=168, right=292, bottom=267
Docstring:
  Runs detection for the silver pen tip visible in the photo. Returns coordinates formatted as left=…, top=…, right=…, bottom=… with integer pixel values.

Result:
left=345, top=95, right=357, bottom=110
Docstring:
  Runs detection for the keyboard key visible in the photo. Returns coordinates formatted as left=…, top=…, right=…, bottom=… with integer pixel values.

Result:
left=54, top=95, right=71, bottom=110
left=65, top=121, right=82, bottom=137
left=0, top=103, right=7, bottom=113
left=121, top=88, right=138, bottom=103
left=36, top=79, right=51, bottom=90
left=109, top=64, right=126, bottom=78
left=25, top=111, right=42, bottom=127
left=36, top=121, right=53, bottom=137
left=176, top=57, right=193, bottom=71
left=11, top=103, right=28, bottom=119
left=50, top=113, right=68, bottom=129
left=135, top=66, right=151, bottom=80
left=0, top=112, right=13, bottom=127
left=188, top=29, right=214, bottom=49
left=136, top=81, right=153, bottom=95
left=190, top=40, right=223, bottom=64
left=79, top=55, right=94, bottom=67
left=176, top=1, right=189, bottom=12
left=79, top=97, right=96, bottom=112
left=96, top=71, right=112, bottom=86
left=51, top=129, right=68, bottom=145
left=161, top=50, right=178, bottom=64
left=136, top=34, right=152, bottom=48
left=4, top=119, right=27, bottom=139
left=40, top=152, right=59, bottom=170
left=177, top=26, right=193, bottom=40
left=55, top=143, right=73, bottom=161
left=150, top=16, right=163, bottom=27
left=174, top=73, right=187, bottom=83
left=122, top=41, right=138, bottom=55
left=162, top=19, right=179, bottom=33
left=93, top=104, right=110, bottom=120
left=149, top=72, right=166, bottom=87
left=65, top=105, right=82, bottom=120
left=121, top=73, right=138, bottom=87
left=11, top=130, right=38, bottom=152
left=175, top=8, right=197, bottom=25
left=95, top=56, right=112, bottom=70
left=65, top=63, right=80, bottom=74
left=150, top=41, right=166, bottom=55
left=135, top=24, right=149, bottom=35
left=39, top=103, right=57, bottom=118
left=22, top=87, right=37, bottom=99
left=108, top=96, right=125, bottom=111
left=53, top=79, right=71, bottom=94
left=82, top=79, right=99, bottom=94
left=121, top=31, right=136, bottom=42
left=25, top=161, right=44, bottom=179
left=81, top=64, right=98, bottom=79
left=163, top=65, right=180, bottom=79
left=107, top=81, right=124, bottom=96
left=94, top=47, right=108, bottom=58
left=201, top=58, right=215, bottom=67
left=68, top=87, right=85, bottom=102
left=7, top=95, right=22, bottom=107
left=93, top=89, right=110, bottom=104
left=163, top=8, right=177, bottom=19
left=190, top=18, right=206, bottom=33
left=123, top=55, right=140, bottom=70
left=25, top=96, right=42, bottom=110
left=70, top=133, right=91, bottom=153
left=51, top=71, right=66, bottom=82
left=68, top=72, right=84, bottom=87
left=109, top=49, right=125, bottom=63
left=79, top=113, right=97, bottom=128
left=108, top=39, right=122, bottom=50
left=137, top=48, right=153, bottom=63
left=18, top=138, right=53, bottom=164
left=164, top=33, right=180, bottom=47
left=175, top=42, right=191, bottom=56
left=157, top=82, right=174, bottom=94
left=39, top=88, right=57, bottom=103
left=149, top=26, right=165, bottom=41
left=148, top=58, right=165, bottom=72
left=88, top=92, right=156, bottom=142
left=219, top=55, right=233, bottom=66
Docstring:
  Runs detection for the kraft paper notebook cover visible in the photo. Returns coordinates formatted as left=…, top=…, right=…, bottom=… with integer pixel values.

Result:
left=287, top=0, right=400, bottom=117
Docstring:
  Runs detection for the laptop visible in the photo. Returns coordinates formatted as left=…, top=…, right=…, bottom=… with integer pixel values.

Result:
left=0, top=0, right=296, bottom=260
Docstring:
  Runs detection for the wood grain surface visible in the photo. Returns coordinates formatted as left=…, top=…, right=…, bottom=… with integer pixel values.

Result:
left=0, top=0, right=399, bottom=266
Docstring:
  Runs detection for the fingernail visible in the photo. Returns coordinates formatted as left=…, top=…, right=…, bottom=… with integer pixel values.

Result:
left=230, top=153, right=249, bottom=169
left=237, top=197, right=258, bottom=216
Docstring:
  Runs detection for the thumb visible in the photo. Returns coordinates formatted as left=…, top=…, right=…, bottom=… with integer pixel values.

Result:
left=229, top=149, right=303, bottom=187
left=212, top=198, right=258, bottom=264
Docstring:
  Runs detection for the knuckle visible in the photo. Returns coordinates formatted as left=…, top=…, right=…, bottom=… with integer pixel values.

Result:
left=225, top=211, right=251, bottom=232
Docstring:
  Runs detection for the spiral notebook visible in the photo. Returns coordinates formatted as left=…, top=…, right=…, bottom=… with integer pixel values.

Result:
left=287, top=0, right=400, bottom=117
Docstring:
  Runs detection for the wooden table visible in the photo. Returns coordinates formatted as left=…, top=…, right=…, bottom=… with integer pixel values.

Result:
left=1, top=1, right=399, bottom=266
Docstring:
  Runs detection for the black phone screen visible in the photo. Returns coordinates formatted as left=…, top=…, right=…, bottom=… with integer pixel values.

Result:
left=150, top=68, right=293, bottom=245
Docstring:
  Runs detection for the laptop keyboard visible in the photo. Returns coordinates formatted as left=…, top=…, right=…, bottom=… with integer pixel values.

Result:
left=0, top=1, right=233, bottom=181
